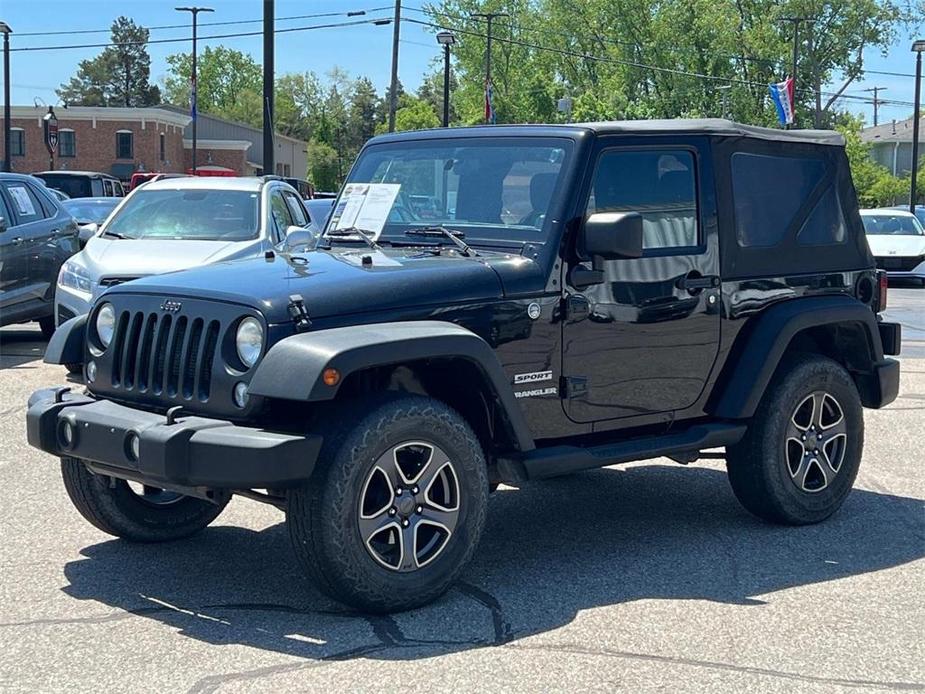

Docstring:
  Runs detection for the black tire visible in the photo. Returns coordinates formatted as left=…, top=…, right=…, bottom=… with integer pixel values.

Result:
left=726, top=353, right=863, bottom=525
left=287, top=394, right=489, bottom=613
left=60, top=457, right=229, bottom=542
left=64, top=362, right=83, bottom=375
left=38, top=315, right=56, bottom=340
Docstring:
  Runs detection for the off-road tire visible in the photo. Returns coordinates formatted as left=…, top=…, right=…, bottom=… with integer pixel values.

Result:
left=286, top=394, right=489, bottom=613
left=61, top=457, right=229, bottom=542
left=64, top=362, right=82, bottom=375
left=726, top=353, right=863, bottom=525
left=38, top=316, right=56, bottom=340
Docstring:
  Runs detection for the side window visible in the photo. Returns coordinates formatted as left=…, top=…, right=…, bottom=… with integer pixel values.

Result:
left=283, top=192, right=308, bottom=226
left=731, top=152, right=826, bottom=248
left=269, top=191, right=294, bottom=241
left=114, top=181, right=125, bottom=197
left=0, top=191, right=13, bottom=225
left=10, top=128, right=25, bottom=156
left=3, top=182, right=46, bottom=224
left=587, top=149, right=698, bottom=250
left=103, top=179, right=113, bottom=196
left=116, top=131, right=133, bottom=159
left=59, top=130, right=76, bottom=157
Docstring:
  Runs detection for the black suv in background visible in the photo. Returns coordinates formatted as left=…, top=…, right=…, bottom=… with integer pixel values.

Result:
left=28, top=120, right=900, bottom=612
left=1, top=173, right=80, bottom=337
left=33, top=171, right=125, bottom=199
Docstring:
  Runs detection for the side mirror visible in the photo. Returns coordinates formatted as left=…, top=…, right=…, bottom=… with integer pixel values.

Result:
left=285, top=225, right=317, bottom=251
left=572, top=212, right=644, bottom=288
left=78, top=223, right=99, bottom=246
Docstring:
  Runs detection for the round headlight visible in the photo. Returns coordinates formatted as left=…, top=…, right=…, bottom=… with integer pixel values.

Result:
left=235, top=317, right=263, bottom=368
left=96, top=303, right=115, bottom=348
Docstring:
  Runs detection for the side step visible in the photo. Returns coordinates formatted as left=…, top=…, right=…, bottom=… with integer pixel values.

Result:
left=499, top=423, right=747, bottom=481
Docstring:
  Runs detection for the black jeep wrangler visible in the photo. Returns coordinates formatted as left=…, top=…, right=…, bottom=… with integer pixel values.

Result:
left=27, top=120, right=901, bottom=612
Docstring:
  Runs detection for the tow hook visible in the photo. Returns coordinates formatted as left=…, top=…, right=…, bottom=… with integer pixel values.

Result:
left=288, top=294, right=312, bottom=332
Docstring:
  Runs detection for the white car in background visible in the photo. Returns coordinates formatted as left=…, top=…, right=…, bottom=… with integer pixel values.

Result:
left=55, top=176, right=318, bottom=325
left=860, top=208, right=925, bottom=286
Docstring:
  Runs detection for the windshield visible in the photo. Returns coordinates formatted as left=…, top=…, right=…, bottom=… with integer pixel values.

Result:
left=861, top=214, right=925, bottom=236
left=105, top=188, right=260, bottom=241
left=63, top=199, right=119, bottom=224
left=329, top=138, right=572, bottom=244
left=37, top=174, right=93, bottom=199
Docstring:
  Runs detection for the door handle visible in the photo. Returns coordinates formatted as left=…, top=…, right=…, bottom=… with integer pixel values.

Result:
left=10, top=236, right=23, bottom=246
left=676, top=273, right=719, bottom=293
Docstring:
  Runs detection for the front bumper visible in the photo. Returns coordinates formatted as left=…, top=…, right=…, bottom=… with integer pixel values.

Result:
left=26, top=387, right=321, bottom=489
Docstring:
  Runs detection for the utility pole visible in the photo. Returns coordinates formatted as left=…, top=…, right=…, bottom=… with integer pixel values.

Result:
left=387, top=0, right=401, bottom=132
left=263, top=0, right=274, bottom=175
left=862, top=86, right=887, bottom=127
left=471, top=10, right=508, bottom=124
left=780, top=16, right=811, bottom=128
left=175, top=6, right=214, bottom=175
left=0, top=22, right=11, bottom=173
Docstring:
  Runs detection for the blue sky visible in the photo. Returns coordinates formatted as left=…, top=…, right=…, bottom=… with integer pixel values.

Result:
left=1, top=0, right=921, bottom=126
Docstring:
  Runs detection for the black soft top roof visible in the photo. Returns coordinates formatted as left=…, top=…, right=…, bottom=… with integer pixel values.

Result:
left=370, top=119, right=844, bottom=147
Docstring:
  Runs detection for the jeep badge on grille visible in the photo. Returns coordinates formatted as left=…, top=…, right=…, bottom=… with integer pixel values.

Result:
left=160, top=300, right=182, bottom=313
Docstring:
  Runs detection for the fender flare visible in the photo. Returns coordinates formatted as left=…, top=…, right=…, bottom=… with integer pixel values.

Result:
left=248, top=320, right=535, bottom=451
left=709, top=296, right=886, bottom=419
left=44, top=314, right=86, bottom=366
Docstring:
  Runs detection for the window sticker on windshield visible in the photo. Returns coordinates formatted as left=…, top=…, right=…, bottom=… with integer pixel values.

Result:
left=332, top=183, right=400, bottom=237
left=8, top=186, right=36, bottom=217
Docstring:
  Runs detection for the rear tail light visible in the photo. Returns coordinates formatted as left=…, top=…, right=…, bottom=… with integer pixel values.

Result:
left=877, top=271, right=888, bottom=311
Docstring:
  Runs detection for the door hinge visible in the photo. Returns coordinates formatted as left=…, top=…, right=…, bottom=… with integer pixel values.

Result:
left=561, top=294, right=590, bottom=322
left=560, top=376, right=587, bottom=400
left=287, top=294, right=312, bottom=332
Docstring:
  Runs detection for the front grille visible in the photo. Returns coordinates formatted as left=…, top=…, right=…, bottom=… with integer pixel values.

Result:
left=110, top=309, right=221, bottom=402
left=99, top=276, right=140, bottom=288
left=874, top=255, right=924, bottom=272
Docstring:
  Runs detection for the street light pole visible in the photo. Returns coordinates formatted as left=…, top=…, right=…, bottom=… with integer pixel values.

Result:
left=910, top=40, right=925, bottom=213
left=263, top=0, right=274, bottom=176
left=1, top=22, right=12, bottom=173
left=436, top=31, right=456, bottom=128
left=176, top=6, right=213, bottom=176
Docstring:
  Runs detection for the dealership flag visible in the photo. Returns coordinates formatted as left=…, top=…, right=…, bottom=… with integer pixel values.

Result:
left=484, top=80, right=496, bottom=124
left=769, top=77, right=795, bottom=126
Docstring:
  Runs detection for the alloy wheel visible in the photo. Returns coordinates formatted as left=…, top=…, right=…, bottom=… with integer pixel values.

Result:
left=785, top=391, right=848, bottom=493
left=358, top=441, right=461, bottom=572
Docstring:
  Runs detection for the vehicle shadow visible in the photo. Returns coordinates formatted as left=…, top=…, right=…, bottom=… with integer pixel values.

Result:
left=58, top=465, right=924, bottom=679
left=0, top=326, right=47, bottom=370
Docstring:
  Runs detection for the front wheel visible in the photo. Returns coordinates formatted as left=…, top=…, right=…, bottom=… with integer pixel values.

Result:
left=287, top=395, right=488, bottom=612
left=61, top=457, right=229, bottom=542
left=726, top=354, right=864, bottom=525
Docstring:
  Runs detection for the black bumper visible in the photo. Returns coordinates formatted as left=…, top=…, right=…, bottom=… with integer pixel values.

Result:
left=860, top=358, right=901, bottom=409
left=26, top=388, right=321, bottom=489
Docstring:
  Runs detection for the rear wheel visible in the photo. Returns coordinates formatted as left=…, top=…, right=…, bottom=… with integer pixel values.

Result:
left=726, top=354, right=863, bottom=525
left=60, top=457, right=228, bottom=542
left=287, top=394, right=488, bottom=612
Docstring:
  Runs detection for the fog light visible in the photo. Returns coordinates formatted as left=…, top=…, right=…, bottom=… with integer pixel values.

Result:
left=233, top=381, right=249, bottom=408
left=86, top=360, right=97, bottom=383
left=59, top=420, right=75, bottom=449
left=125, top=432, right=140, bottom=461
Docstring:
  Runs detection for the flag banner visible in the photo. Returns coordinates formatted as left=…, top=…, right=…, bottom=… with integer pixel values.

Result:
left=769, top=77, right=795, bottom=126
left=484, top=80, right=496, bottom=124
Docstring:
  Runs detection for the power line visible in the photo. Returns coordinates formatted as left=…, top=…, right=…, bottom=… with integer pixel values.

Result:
left=402, top=16, right=917, bottom=109
left=9, top=17, right=391, bottom=53
left=11, top=6, right=393, bottom=38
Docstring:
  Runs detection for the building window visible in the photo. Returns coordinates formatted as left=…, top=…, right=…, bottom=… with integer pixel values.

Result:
left=284, top=164, right=291, bottom=177
left=10, top=129, right=25, bottom=156
left=116, top=131, right=133, bottom=159
left=59, top=130, right=76, bottom=157
left=159, top=132, right=166, bottom=162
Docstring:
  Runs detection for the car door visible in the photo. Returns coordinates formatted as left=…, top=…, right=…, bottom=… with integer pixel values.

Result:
left=0, top=189, right=31, bottom=313
left=2, top=180, right=57, bottom=307
left=561, top=138, right=722, bottom=423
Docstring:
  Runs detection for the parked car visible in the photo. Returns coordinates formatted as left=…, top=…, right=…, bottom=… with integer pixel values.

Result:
left=281, top=177, right=315, bottom=199
left=304, top=198, right=334, bottom=231
left=61, top=197, right=122, bottom=247
left=28, top=120, right=900, bottom=613
left=861, top=208, right=925, bottom=285
left=54, top=175, right=314, bottom=326
left=890, top=204, right=925, bottom=228
left=129, top=172, right=190, bottom=191
left=47, top=188, right=70, bottom=202
left=0, top=173, right=79, bottom=337
left=33, top=171, right=125, bottom=199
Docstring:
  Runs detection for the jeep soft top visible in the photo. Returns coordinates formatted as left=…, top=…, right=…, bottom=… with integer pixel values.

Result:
left=27, top=119, right=900, bottom=612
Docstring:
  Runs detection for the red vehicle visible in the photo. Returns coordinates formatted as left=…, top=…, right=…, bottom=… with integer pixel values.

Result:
left=129, top=172, right=190, bottom=190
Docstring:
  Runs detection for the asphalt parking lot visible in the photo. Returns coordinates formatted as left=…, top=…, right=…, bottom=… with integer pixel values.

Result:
left=0, top=289, right=922, bottom=693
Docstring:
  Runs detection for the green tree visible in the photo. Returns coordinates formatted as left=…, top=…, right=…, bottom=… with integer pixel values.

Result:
left=307, top=138, right=341, bottom=191
left=837, top=114, right=905, bottom=206
left=57, top=17, right=160, bottom=106
left=164, top=47, right=262, bottom=125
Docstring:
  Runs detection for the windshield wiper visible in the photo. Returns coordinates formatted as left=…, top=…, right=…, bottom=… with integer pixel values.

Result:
left=404, top=226, right=477, bottom=257
left=325, top=227, right=381, bottom=251
left=101, top=230, right=128, bottom=240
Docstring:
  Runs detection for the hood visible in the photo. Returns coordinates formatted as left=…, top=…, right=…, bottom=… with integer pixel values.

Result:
left=80, top=236, right=264, bottom=279
left=104, top=246, right=536, bottom=323
left=865, top=234, right=925, bottom=257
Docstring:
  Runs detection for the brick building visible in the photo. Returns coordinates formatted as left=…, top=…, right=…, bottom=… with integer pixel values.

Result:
left=1, top=105, right=308, bottom=182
